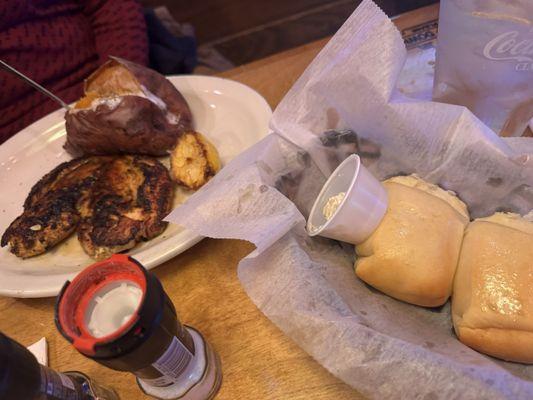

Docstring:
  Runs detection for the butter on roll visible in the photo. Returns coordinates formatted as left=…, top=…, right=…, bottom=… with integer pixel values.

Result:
left=355, top=175, right=469, bottom=307
left=322, top=192, right=346, bottom=221
left=452, top=212, right=533, bottom=364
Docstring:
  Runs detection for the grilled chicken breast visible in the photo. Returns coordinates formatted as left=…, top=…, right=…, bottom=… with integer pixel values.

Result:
left=2, top=155, right=173, bottom=260
left=1, top=157, right=110, bottom=258
left=77, top=156, right=173, bottom=260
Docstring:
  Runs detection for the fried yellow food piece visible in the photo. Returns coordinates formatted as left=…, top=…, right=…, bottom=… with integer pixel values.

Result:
left=170, top=132, right=221, bottom=190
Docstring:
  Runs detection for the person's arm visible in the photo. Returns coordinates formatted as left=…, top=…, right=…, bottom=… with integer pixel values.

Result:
left=83, top=0, right=149, bottom=66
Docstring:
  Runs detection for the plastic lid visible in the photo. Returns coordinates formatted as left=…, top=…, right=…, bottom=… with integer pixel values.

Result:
left=56, top=254, right=147, bottom=355
left=86, top=281, right=143, bottom=338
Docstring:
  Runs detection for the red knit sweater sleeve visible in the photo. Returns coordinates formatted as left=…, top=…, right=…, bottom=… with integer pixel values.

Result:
left=83, top=0, right=148, bottom=66
left=0, top=0, right=149, bottom=143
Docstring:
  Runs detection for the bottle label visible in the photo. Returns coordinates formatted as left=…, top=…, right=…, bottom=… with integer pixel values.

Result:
left=58, top=373, right=76, bottom=391
left=40, top=367, right=81, bottom=400
left=142, top=336, right=194, bottom=387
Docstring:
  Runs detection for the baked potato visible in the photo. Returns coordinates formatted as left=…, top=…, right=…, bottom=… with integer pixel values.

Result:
left=65, top=57, right=192, bottom=156
left=170, top=131, right=221, bottom=189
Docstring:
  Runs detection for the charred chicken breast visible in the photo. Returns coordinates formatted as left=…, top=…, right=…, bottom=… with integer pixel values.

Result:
left=77, top=156, right=173, bottom=260
left=1, top=157, right=110, bottom=258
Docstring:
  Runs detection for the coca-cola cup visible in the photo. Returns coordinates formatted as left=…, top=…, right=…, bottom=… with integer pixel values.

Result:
left=433, top=0, right=533, bottom=137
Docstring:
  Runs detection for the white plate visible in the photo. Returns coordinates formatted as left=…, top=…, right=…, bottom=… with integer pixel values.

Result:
left=0, top=75, right=272, bottom=298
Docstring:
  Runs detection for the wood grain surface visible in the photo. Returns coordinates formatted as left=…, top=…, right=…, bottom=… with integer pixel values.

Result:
left=0, top=5, right=438, bottom=400
left=0, top=239, right=359, bottom=399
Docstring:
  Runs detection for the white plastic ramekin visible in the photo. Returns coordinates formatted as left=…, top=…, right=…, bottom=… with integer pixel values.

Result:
left=307, top=154, right=388, bottom=244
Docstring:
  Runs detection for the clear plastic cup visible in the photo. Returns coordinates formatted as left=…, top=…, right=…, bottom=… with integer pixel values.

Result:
left=307, top=154, right=388, bottom=244
left=433, top=0, right=533, bottom=137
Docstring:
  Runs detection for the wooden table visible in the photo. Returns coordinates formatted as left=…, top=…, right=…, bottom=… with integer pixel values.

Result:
left=0, top=5, right=439, bottom=400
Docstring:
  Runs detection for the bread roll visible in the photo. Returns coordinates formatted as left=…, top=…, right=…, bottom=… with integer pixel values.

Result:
left=355, top=175, right=469, bottom=307
left=452, top=212, right=533, bottom=363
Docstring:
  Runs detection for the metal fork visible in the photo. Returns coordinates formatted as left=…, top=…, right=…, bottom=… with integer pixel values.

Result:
left=0, top=60, right=70, bottom=110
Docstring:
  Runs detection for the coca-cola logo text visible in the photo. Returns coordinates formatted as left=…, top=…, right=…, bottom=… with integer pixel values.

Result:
left=483, top=31, right=533, bottom=63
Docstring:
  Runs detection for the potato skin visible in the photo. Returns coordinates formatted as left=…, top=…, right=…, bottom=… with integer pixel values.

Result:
left=65, top=57, right=193, bottom=156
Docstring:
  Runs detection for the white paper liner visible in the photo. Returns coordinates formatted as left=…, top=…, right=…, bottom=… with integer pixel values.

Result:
left=166, top=1, right=533, bottom=398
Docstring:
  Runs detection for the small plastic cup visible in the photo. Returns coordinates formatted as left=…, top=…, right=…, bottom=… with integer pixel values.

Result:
left=307, top=154, right=388, bottom=244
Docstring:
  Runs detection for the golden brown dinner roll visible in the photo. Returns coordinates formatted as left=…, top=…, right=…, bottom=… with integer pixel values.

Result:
left=355, top=175, right=469, bottom=307
left=452, top=212, right=533, bottom=363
